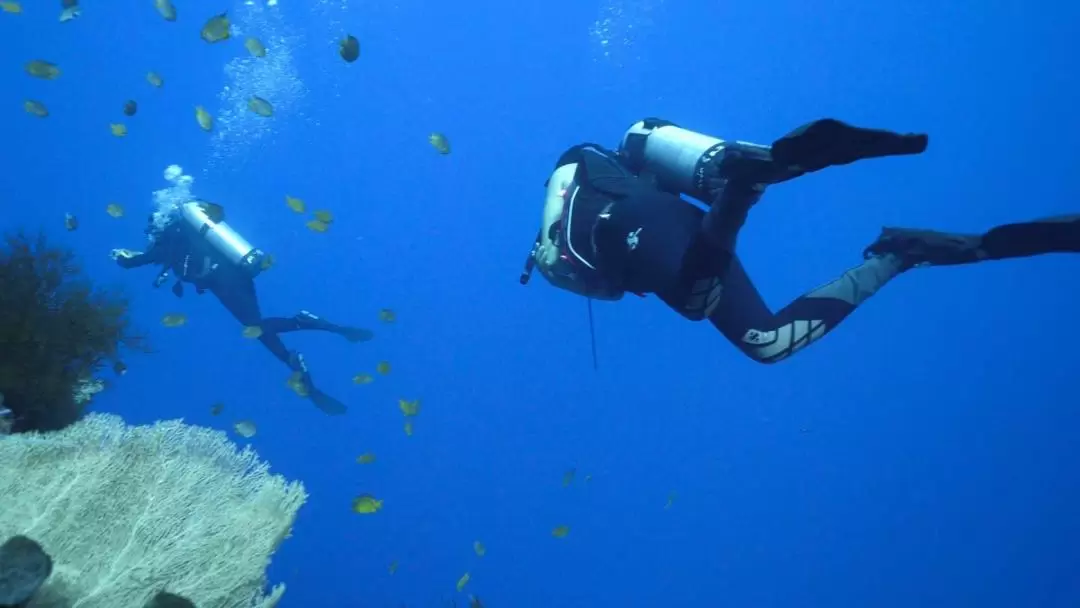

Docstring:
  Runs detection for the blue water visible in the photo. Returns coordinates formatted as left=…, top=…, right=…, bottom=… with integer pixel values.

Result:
left=4, top=0, right=1079, bottom=606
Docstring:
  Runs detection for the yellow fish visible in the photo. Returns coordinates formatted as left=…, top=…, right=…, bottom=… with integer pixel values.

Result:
left=25, top=60, right=60, bottom=80
left=664, top=491, right=677, bottom=509
left=210, top=402, right=225, bottom=416
left=286, top=371, right=309, bottom=397
left=161, top=313, right=187, bottom=327
left=398, top=398, right=420, bottom=416
left=352, top=373, right=374, bottom=385
left=378, top=308, right=396, bottom=323
left=388, top=560, right=399, bottom=575
left=260, top=253, right=275, bottom=270
left=429, top=132, right=451, bottom=154
left=562, top=468, right=576, bottom=487
left=245, top=37, right=266, bottom=57
left=110, top=123, right=127, bottom=137
left=403, top=420, right=413, bottom=436
left=195, top=106, right=213, bottom=132
left=1, top=2, right=22, bottom=14
left=551, top=525, right=570, bottom=538
left=313, top=209, right=333, bottom=223
left=248, top=96, right=273, bottom=117
left=356, top=453, right=376, bottom=464
left=154, top=0, right=176, bottom=21
left=147, top=71, right=164, bottom=87
left=200, top=12, right=231, bottom=43
left=456, top=572, right=470, bottom=592
left=23, top=100, right=47, bottom=118
left=473, top=540, right=486, bottom=557
left=376, top=361, right=391, bottom=375
left=242, top=326, right=263, bottom=339
left=106, top=203, right=125, bottom=218
left=233, top=419, right=257, bottom=438
left=306, top=219, right=329, bottom=233
left=285, top=195, right=305, bottom=213
left=351, top=494, right=383, bottom=514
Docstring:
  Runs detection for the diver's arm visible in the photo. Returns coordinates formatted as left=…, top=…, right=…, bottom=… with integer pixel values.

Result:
left=535, top=162, right=578, bottom=269
left=110, top=247, right=158, bottom=269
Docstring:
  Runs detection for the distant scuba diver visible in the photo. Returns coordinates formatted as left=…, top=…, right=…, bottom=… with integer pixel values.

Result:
left=111, top=200, right=372, bottom=413
left=520, top=118, right=1080, bottom=363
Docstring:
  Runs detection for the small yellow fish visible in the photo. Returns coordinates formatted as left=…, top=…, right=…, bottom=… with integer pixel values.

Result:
left=376, top=361, right=391, bottom=375
left=456, top=572, right=470, bottom=593
left=242, top=325, right=263, bottom=339
left=429, top=132, right=451, bottom=154
left=312, top=209, right=333, bottom=223
left=664, top=491, right=677, bottom=509
left=147, top=71, right=164, bottom=87
left=398, top=398, right=420, bottom=417
left=110, top=123, right=127, bottom=137
left=388, top=560, right=399, bottom=575
left=306, top=219, right=329, bottom=233
left=24, top=100, right=48, bottom=118
left=285, top=195, right=305, bottom=213
left=248, top=96, right=273, bottom=117
left=200, top=12, right=231, bottom=43
left=378, top=308, right=396, bottom=323
left=195, top=106, right=213, bottom=131
left=106, top=203, right=125, bottom=218
left=562, top=468, right=576, bottom=487
left=123, top=100, right=137, bottom=117
left=473, top=540, right=486, bottom=557
left=161, top=313, right=187, bottom=327
left=351, top=494, right=383, bottom=514
left=552, top=525, right=570, bottom=538
left=154, top=0, right=176, bottom=21
left=339, top=34, right=359, bottom=62
left=1, top=2, right=22, bottom=14
left=469, top=595, right=484, bottom=608
left=233, top=419, right=257, bottom=438
left=356, top=453, right=376, bottom=464
left=352, top=373, right=374, bottom=385
left=403, top=420, right=413, bottom=436
left=260, top=253, right=275, bottom=270
left=25, top=60, right=60, bottom=80
left=245, top=37, right=266, bottom=57
left=210, top=402, right=225, bottom=416
left=286, top=371, right=309, bottom=397
left=64, top=213, right=77, bottom=231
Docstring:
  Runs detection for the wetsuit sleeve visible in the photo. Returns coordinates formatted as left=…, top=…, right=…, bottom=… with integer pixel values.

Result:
left=115, top=248, right=160, bottom=269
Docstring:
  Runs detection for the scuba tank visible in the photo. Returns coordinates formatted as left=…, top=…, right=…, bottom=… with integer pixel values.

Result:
left=617, top=118, right=773, bottom=203
left=179, top=200, right=265, bottom=278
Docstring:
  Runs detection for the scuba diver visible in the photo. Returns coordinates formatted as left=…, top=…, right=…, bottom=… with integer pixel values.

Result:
left=521, top=118, right=1079, bottom=363
left=111, top=200, right=372, bottom=414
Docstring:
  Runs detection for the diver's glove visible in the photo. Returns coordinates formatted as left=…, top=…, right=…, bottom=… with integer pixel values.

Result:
left=109, top=248, right=138, bottom=261
left=770, top=119, right=928, bottom=174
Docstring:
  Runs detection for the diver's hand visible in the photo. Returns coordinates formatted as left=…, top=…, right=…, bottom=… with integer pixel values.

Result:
left=110, top=248, right=138, bottom=262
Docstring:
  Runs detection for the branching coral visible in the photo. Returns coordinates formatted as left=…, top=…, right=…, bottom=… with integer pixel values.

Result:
left=0, top=232, right=146, bottom=432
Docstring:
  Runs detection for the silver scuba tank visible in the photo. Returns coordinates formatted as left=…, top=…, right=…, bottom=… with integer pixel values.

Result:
left=179, top=200, right=265, bottom=277
left=617, top=118, right=772, bottom=203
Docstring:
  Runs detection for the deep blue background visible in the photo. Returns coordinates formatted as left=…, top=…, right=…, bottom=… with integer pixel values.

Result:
left=3, top=0, right=1079, bottom=606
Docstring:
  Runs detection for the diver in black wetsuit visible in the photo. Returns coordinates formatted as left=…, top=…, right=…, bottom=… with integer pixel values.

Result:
left=522, top=118, right=1080, bottom=363
left=111, top=200, right=371, bottom=413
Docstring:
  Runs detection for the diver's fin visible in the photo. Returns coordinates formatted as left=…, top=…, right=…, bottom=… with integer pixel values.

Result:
left=339, top=326, right=374, bottom=343
left=771, top=119, right=928, bottom=173
left=309, top=388, right=347, bottom=415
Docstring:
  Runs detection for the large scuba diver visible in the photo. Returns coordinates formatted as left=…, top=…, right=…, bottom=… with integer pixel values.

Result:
left=521, top=118, right=1080, bottom=363
left=111, top=200, right=372, bottom=414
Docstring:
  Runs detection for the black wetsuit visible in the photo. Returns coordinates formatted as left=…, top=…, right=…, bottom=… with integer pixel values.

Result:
left=555, top=119, right=1080, bottom=363
left=116, top=222, right=368, bottom=413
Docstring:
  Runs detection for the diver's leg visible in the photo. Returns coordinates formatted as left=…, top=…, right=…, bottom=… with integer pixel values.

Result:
left=260, top=311, right=374, bottom=343
left=708, top=254, right=905, bottom=364
left=864, top=214, right=1080, bottom=268
left=209, top=279, right=293, bottom=366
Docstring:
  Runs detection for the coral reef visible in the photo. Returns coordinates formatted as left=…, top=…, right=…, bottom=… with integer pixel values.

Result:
left=0, top=232, right=146, bottom=432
